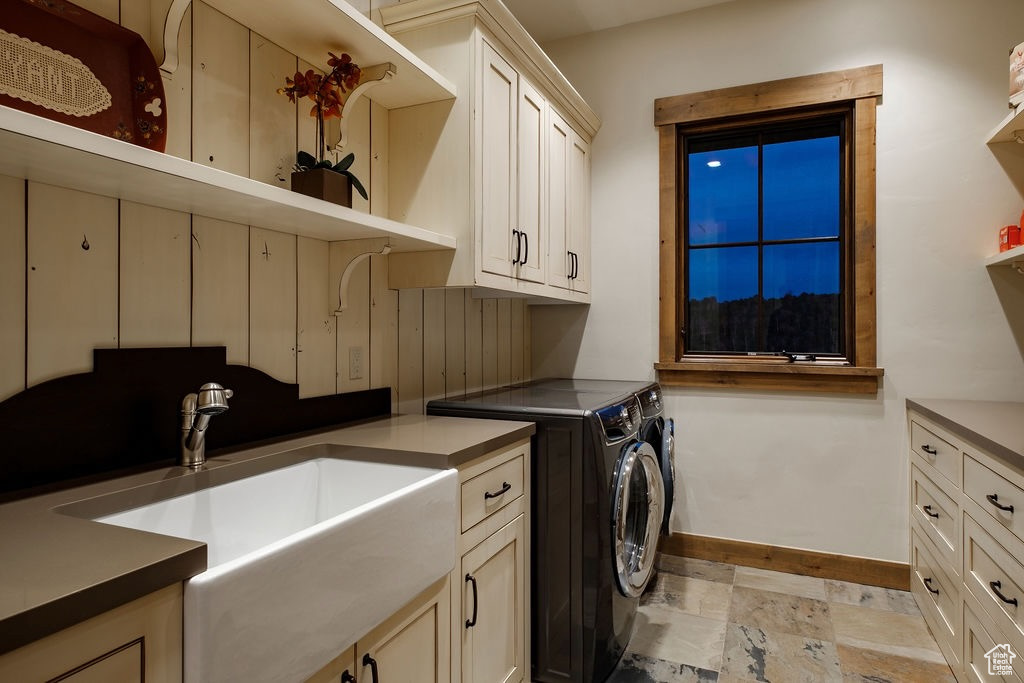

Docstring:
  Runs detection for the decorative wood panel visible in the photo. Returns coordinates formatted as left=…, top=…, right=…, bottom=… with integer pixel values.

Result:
left=465, top=289, right=483, bottom=394
left=482, top=298, right=498, bottom=390
left=26, top=184, right=118, bottom=387
left=193, top=2, right=249, bottom=176
left=496, top=298, right=511, bottom=386
left=250, top=34, right=297, bottom=186
left=296, top=237, right=336, bottom=398
left=510, top=299, right=524, bottom=383
left=345, top=96, right=372, bottom=215
left=0, top=176, right=24, bottom=401
left=370, top=102, right=389, bottom=218
left=331, top=241, right=372, bottom=393
left=397, top=288, right=424, bottom=414
left=74, top=0, right=118, bottom=22
left=119, top=202, right=190, bottom=348
left=523, top=300, right=531, bottom=381
left=249, top=228, right=297, bottom=383
left=369, top=251, right=398, bottom=413
left=444, top=289, right=466, bottom=397
left=191, top=216, right=249, bottom=364
left=423, top=288, right=445, bottom=402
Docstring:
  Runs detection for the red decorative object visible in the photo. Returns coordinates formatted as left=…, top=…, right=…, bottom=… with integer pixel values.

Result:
left=0, top=0, right=168, bottom=152
left=1000, top=224, right=1022, bottom=252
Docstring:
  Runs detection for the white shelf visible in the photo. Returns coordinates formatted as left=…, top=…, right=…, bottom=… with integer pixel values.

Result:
left=986, top=105, right=1024, bottom=144
left=192, top=0, right=456, bottom=109
left=985, top=244, right=1024, bottom=267
left=0, top=106, right=456, bottom=252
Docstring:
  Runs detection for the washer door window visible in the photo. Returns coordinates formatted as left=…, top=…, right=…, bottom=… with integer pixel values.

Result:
left=643, top=417, right=676, bottom=535
left=612, top=441, right=665, bottom=598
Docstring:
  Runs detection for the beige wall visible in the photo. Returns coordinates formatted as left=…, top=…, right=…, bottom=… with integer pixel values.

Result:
left=0, top=0, right=530, bottom=414
left=533, top=0, right=1024, bottom=562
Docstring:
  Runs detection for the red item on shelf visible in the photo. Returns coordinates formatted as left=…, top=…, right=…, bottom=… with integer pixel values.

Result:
left=1000, top=224, right=1022, bottom=252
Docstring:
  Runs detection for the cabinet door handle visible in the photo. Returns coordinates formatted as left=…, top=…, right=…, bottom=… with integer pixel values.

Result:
left=568, top=252, right=577, bottom=279
left=341, top=671, right=355, bottom=683
left=522, top=232, right=528, bottom=265
left=922, top=504, right=939, bottom=518
left=512, top=229, right=521, bottom=264
left=991, top=580, right=1019, bottom=606
left=920, top=444, right=937, bottom=455
left=987, top=493, right=1015, bottom=513
left=465, top=573, right=479, bottom=628
left=362, top=654, right=379, bottom=683
left=923, top=577, right=939, bottom=595
left=484, top=481, right=511, bottom=499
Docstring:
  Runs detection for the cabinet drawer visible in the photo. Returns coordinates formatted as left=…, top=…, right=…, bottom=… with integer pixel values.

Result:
left=966, top=454, right=1024, bottom=546
left=965, top=513, right=1024, bottom=653
left=911, top=527, right=960, bottom=654
left=461, top=453, right=525, bottom=532
left=964, top=590, right=1024, bottom=683
left=911, top=419, right=961, bottom=487
left=912, top=462, right=960, bottom=574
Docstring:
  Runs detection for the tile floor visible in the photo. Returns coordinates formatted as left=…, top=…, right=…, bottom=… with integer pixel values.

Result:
left=607, top=555, right=956, bottom=683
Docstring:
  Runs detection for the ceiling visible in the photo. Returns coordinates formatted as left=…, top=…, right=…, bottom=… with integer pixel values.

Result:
left=501, top=0, right=737, bottom=44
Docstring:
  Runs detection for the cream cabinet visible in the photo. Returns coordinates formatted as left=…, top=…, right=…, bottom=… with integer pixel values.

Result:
left=907, top=403, right=1024, bottom=682
left=384, top=0, right=598, bottom=303
left=307, top=576, right=451, bottom=683
left=0, top=584, right=183, bottom=683
left=453, top=439, right=530, bottom=683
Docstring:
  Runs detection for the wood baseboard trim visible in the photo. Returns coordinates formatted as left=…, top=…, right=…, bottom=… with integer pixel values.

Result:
left=661, top=532, right=910, bottom=591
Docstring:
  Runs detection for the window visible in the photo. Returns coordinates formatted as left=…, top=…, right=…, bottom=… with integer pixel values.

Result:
left=655, top=66, right=883, bottom=393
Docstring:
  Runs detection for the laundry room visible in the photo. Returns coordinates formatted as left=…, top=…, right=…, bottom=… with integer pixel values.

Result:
left=0, top=0, right=1022, bottom=681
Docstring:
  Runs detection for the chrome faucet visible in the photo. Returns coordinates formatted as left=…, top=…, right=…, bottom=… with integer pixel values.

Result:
left=180, top=382, right=233, bottom=468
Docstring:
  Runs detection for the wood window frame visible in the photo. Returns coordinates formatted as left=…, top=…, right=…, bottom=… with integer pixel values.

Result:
left=655, top=65, right=883, bottom=394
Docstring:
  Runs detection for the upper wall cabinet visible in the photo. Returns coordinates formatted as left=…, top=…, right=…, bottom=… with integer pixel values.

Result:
left=383, top=0, right=600, bottom=303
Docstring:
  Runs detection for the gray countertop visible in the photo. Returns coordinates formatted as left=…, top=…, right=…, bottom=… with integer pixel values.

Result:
left=0, top=414, right=534, bottom=655
left=906, top=398, right=1024, bottom=470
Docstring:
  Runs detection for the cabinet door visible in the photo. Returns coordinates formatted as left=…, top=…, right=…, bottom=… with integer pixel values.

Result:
left=357, top=578, right=451, bottom=683
left=516, top=78, right=546, bottom=284
left=462, top=514, right=526, bottom=683
left=568, top=131, right=591, bottom=293
left=479, top=41, right=518, bottom=280
left=546, top=109, right=571, bottom=291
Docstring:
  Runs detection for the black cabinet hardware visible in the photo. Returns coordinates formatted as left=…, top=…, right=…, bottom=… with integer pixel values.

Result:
left=341, top=671, right=355, bottom=683
left=921, top=444, right=937, bottom=455
left=465, top=573, right=478, bottom=628
left=923, top=577, right=939, bottom=595
left=922, top=505, right=939, bottom=518
left=987, top=493, right=1015, bottom=513
left=484, top=481, right=511, bottom=499
left=512, top=230, right=521, bottom=264
left=362, top=654, right=379, bottom=683
left=522, top=232, right=528, bottom=265
left=991, top=580, right=1018, bottom=606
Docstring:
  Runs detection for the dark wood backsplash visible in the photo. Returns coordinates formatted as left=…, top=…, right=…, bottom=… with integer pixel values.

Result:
left=0, top=347, right=390, bottom=500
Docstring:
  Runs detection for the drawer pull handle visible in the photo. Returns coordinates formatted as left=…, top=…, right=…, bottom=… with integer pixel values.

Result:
left=341, top=671, right=355, bottom=683
left=921, top=444, right=938, bottom=455
left=987, top=493, right=1015, bottom=513
left=362, top=654, right=379, bottom=683
left=484, top=481, right=512, bottom=500
left=923, top=577, right=939, bottom=595
left=922, top=505, right=939, bottom=519
left=990, top=580, right=1019, bottom=607
left=465, top=573, right=479, bottom=628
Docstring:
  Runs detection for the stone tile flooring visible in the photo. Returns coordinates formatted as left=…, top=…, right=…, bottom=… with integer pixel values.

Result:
left=607, top=555, right=956, bottom=683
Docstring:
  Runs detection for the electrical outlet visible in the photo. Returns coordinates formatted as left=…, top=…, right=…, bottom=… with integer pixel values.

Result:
left=349, top=346, right=364, bottom=380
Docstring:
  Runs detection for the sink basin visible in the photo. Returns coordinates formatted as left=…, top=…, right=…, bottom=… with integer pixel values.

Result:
left=82, top=449, right=457, bottom=683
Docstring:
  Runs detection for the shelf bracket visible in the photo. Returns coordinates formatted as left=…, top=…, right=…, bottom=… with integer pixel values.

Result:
left=1013, top=261, right=1024, bottom=275
left=333, top=63, right=396, bottom=149
left=334, top=238, right=392, bottom=314
left=157, top=0, right=191, bottom=75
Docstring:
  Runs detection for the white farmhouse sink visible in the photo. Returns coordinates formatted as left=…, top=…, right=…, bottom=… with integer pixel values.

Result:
left=92, top=454, right=458, bottom=683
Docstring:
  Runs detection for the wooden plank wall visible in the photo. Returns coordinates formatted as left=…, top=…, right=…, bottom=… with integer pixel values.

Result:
left=0, top=0, right=531, bottom=410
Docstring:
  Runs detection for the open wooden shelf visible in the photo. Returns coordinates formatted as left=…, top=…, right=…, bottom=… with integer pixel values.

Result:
left=0, top=106, right=456, bottom=252
left=986, top=105, right=1024, bottom=144
left=985, top=244, right=1024, bottom=267
left=189, top=0, right=457, bottom=109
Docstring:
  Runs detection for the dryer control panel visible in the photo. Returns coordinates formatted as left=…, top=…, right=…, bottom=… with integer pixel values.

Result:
left=636, top=386, right=662, bottom=419
left=597, top=397, right=642, bottom=443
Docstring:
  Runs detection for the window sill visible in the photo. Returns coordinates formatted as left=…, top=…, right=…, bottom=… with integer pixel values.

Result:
left=654, top=360, right=883, bottom=394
